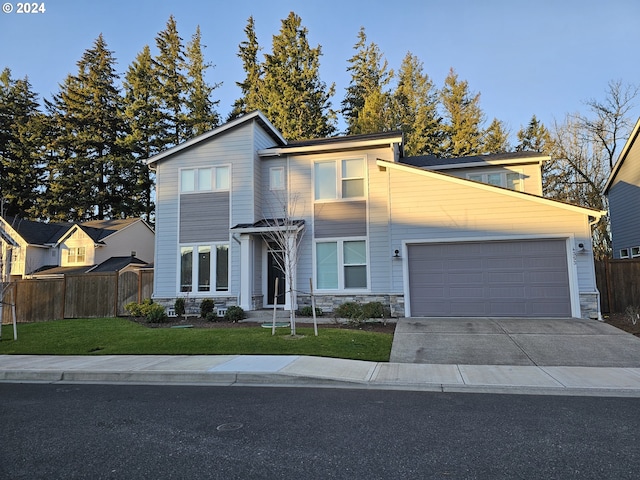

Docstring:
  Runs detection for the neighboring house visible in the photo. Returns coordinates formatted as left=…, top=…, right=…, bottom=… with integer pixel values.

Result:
left=604, top=117, right=640, bottom=259
left=0, top=217, right=155, bottom=280
left=147, top=110, right=605, bottom=319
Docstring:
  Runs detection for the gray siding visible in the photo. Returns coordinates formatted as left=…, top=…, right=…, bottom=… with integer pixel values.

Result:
left=314, top=201, right=367, bottom=238
left=179, top=192, right=230, bottom=243
left=609, top=140, right=640, bottom=258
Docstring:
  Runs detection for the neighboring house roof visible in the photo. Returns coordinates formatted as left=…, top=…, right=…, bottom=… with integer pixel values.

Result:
left=604, top=117, right=640, bottom=194
left=376, top=159, right=606, bottom=219
left=146, top=111, right=286, bottom=166
left=89, top=256, right=148, bottom=273
left=58, top=218, right=145, bottom=245
left=259, top=130, right=403, bottom=157
left=3, top=217, right=70, bottom=246
left=401, top=151, right=549, bottom=170
left=31, top=265, right=94, bottom=277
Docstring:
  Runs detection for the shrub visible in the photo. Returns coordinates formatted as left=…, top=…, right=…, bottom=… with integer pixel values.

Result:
left=361, top=301, right=388, bottom=320
left=200, top=299, right=215, bottom=318
left=205, top=311, right=219, bottom=322
left=224, top=306, right=245, bottom=322
left=174, top=297, right=186, bottom=317
left=334, top=302, right=363, bottom=320
left=125, top=299, right=166, bottom=323
left=298, top=306, right=323, bottom=317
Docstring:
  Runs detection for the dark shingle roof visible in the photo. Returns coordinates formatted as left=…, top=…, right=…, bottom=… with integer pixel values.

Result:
left=90, top=256, right=148, bottom=272
left=5, top=217, right=70, bottom=245
left=401, top=151, right=547, bottom=168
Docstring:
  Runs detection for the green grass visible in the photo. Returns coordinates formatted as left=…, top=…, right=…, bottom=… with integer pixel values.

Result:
left=0, top=318, right=392, bottom=362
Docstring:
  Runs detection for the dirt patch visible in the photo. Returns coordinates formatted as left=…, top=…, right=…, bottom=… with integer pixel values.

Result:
left=130, top=316, right=397, bottom=334
left=603, top=312, right=640, bottom=337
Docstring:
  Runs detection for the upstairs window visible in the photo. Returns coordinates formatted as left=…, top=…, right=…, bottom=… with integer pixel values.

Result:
left=315, top=158, right=365, bottom=200
left=67, top=247, right=86, bottom=264
left=467, top=171, right=522, bottom=191
left=181, top=166, right=230, bottom=193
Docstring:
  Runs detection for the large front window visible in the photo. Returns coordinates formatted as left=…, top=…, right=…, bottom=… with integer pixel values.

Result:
left=180, top=244, right=229, bottom=293
left=314, top=158, right=365, bottom=200
left=316, top=240, right=367, bottom=290
left=67, top=247, right=86, bottom=264
left=181, top=166, right=230, bottom=193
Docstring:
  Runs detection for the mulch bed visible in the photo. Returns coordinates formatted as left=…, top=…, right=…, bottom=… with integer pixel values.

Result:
left=131, top=316, right=397, bottom=334
left=603, top=312, right=640, bottom=337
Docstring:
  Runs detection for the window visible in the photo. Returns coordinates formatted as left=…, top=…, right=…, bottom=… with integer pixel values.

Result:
left=315, top=240, right=367, bottom=290
left=467, top=171, right=522, bottom=191
left=314, top=158, right=365, bottom=200
left=270, top=167, right=285, bottom=190
left=180, top=243, right=229, bottom=293
left=181, top=166, right=230, bottom=193
left=632, top=247, right=640, bottom=258
left=620, top=248, right=630, bottom=259
left=67, top=247, right=86, bottom=264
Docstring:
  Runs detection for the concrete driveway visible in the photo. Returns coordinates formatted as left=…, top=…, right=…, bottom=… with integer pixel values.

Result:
left=390, top=317, right=640, bottom=367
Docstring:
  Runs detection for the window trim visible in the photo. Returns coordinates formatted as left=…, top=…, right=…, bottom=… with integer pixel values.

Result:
left=314, top=237, right=369, bottom=291
left=180, top=165, right=230, bottom=193
left=67, top=246, right=86, bottom=264
left=314, top=157, right=366, bottom=202
left=466, top=169, right=523, bottom=191
left=179, top=242, right=229, bottom=294
left=620, top=248, right=630, bottom=259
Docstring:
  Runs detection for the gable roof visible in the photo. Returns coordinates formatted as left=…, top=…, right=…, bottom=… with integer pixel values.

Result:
left=146, top=111, right=286, bottom=166
left=376, top=159, right=606, bottom=219
left=2, top=217, right=70, bottom=245
left=604, top=117, right=640, bottom=194
left=89, top=256, right=148, bottom=273
left=401, top=151, right=549, bottom=170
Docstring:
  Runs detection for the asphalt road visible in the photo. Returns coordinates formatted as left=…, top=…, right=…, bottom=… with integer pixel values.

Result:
left=1, top=384, right=639, bottom=479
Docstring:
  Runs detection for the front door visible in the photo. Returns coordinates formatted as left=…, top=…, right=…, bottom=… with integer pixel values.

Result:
left=267, top=248, right=286, bottom=305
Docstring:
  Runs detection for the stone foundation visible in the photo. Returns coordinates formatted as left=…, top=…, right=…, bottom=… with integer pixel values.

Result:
left=579, top=292, right=601, bottom=320
left=296, top=294, right=405, bottom=318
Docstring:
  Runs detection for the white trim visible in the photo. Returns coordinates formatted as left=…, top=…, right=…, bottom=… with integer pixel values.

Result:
left=269, top=166, right=285, bottom=191
left=176, top=241, right=230, bottom=296
left=466, top=168, right=524, bottom=192
left=604, top=116, right=640, bottom=193
left=402, top=234, right=581, bottom=318
left=424, top=156, right=548, bottom=171
left=313, top=236, right=370, bottom=293
left=313, top=157, right=367, bottom=202
left=259, top=136, right=403, bottom=157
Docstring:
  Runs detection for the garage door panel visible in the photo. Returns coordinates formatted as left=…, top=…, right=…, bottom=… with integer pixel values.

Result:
left=408, top=239, right=571, bottom=317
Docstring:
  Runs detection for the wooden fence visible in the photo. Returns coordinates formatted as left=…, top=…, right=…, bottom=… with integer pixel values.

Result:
left=595, top=259, right=640, bottom=313
left=1, top=270, right=153, bottom=323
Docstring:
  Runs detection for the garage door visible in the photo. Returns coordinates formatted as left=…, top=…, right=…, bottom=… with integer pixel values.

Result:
left=407, top=239, right=572, bottom=317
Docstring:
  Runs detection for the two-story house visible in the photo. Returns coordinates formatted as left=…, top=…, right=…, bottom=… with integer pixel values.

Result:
left=147, top=111, right=605, bottom=319
left=605, top=117, right=640, bottom=259
left=0, top=217, right=155, bottom=280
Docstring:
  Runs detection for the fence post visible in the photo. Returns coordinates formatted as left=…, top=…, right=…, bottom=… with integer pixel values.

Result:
left=604, top=258, right=614, bottom=313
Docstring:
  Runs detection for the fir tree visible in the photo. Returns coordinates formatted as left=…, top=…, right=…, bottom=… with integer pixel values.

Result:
left=0, top=68, right=45, bottom=218
left=122, top=45, right=163, bottom=220
left=185, top=26, right=221, bottom=136
left=483, top=118, right=511, bottom=153
left=440, top=68, right=485, bottom=157
left=392, top=52, right=443, bottom=156
left=516, top=115, right=551, bottom=153
left=261, top=12, right=336, bottom=140
left=153, top=15, right=187, bottom=148
left=229, top=16, right=263, bottom=120
left=44, top=35, right=129, bottom=221
left=342, top=27, right=393, bottom=135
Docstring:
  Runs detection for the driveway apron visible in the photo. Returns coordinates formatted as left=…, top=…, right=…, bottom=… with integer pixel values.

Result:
left=389, top=317, right=640, bottom=367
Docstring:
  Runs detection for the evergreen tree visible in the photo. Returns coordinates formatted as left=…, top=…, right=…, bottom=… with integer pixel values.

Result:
left=185, top=26, right=221, bottom=136
left=229, top=16, right=263, bottom=120
left=122, top=45, right=164, bottom=221
left=342, top=27, right=393, bottom=135
left=153, top=15, right=187, bottom=148
left=515, top=115, right=551, bottom=153
left=483, top=118, right=511, bottom=153
left=392, top=52, right=443, bottom=156
left=44, top=35, right=129, bottom=221
left=0, top=68, right=45, bottom=218
left=440, top=68, right=485, bottom=157
left=261, top=12, right=336, bottom=140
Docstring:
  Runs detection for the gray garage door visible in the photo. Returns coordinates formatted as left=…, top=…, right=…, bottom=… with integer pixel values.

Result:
left=407, top=239, right=572, bottom=317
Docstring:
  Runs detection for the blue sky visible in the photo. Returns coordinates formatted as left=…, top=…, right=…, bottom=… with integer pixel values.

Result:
left=1, top=0, right=639, bottom=141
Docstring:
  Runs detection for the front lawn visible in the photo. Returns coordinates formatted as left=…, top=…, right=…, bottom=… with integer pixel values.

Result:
left=0, top=318, right=393, bottom=362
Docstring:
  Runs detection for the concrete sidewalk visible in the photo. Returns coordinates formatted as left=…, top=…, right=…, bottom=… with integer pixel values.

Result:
left=3, top=354, right=640, bottom=397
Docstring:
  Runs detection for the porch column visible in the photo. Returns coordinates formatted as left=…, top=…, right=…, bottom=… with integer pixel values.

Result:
left=239, top=234, right=253, bottom=311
